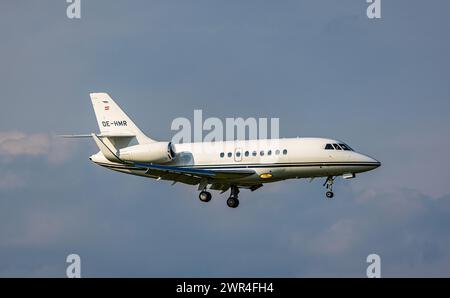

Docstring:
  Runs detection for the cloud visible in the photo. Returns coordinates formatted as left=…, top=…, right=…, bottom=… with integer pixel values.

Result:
left=355, top=187, right=427, bottom=221
left=0, top=132, right=50, bottom=157
left=308, top=219, right=358, bottom=256
left=0, top=131, right=75, bottom=164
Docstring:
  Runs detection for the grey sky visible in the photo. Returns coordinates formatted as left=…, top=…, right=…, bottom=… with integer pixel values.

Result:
left=0, top=0, right=450, bottom=277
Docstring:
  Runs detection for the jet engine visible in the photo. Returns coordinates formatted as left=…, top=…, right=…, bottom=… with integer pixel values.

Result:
left=119, top=142, right=176, bottom=163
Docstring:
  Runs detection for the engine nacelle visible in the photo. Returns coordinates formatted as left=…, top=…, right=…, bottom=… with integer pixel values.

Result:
left=119, top=142, right=176, bottom=163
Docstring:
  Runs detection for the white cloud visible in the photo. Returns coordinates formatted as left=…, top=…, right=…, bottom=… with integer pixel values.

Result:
left=0, top=131, right=75, bottom=164
left=0, top=132, right=50, bottom=157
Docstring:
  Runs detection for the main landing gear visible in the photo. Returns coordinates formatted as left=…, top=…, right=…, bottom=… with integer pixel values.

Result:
left=198, top=190, right=212, bottom=202
left=323, top=176, right=335, bottom=199
left=226, top=186, right=240, bottom=208
left=198, top=186, right=240, bottom=208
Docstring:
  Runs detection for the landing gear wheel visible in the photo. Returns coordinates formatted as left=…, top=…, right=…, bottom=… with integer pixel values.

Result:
left=323, top=176, right=335, bottom=199
left=227, top=197, right=239, bottom=208
left=199, top=191, right=212, bottom=202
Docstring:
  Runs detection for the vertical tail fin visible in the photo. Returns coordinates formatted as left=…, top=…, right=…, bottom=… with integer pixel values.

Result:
left=90, top=93, right=155, bottom=144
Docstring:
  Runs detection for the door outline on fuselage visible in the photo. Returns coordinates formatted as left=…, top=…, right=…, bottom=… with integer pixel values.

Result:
left=234, top=148, right=242, bottom=162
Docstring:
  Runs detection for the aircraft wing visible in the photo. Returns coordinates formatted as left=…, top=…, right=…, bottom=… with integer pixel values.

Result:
left=133, top=162, right=256, bottom=183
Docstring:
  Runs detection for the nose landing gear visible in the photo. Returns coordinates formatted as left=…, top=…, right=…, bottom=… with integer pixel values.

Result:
left=323, top=176, right=335, bottom=199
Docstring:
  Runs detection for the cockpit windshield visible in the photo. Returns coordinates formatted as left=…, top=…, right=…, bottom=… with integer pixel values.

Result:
left=324, top=143, right=353, bottom=151
left=339, top=143, right=353, bottom=151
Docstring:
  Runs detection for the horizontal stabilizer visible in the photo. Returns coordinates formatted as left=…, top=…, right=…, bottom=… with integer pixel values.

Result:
left=59, top=133, right=136, bottom=138
left=59, top=134, right=92, bottom=138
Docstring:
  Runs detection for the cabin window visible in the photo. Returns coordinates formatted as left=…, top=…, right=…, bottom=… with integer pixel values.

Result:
left=252, top=151, right=257, bottom=156
left=325, top=144, right=334, bottom=150
left=220, top=152, right=225, bottom=158
left=283, top=149, right=288, bottom=155
left=236, top=151, right=241, bottom=157
left=245, top=151, right=249, bottom=157
left=332, top=144, right=342, bottom=150
left=260, top=150, right=265, bottom=156
left=275, top=149, right=280, bottom=155
left=227, top=152, right=232, bottom=157
left=268, top=150, right=272, bottom=156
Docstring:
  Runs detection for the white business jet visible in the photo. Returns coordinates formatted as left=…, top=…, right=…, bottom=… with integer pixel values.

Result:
left=63, top=93, right=380, bottom=208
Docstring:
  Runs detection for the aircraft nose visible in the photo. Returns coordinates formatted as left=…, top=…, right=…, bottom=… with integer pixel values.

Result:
left=353, top=152, right=381, bottom=170
left=371, top=158, right=381, bottom=168
left=364, top=155, right=381, bottom=169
